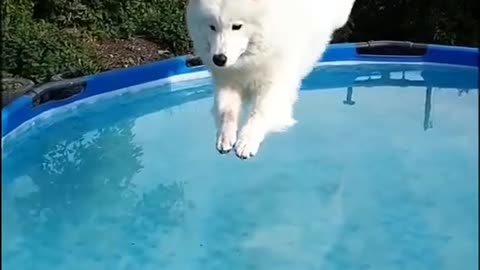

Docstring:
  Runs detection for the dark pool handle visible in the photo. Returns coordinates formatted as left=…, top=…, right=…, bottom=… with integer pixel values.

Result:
left=355, top=40, right=427, bottom=56
left=25, top=77, right=87, bottom=107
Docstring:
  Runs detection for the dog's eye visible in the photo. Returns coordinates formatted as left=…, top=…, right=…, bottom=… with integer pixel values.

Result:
left=232, top=24, right=242, bottom=30
left=209, top=25, right=216, bottom=31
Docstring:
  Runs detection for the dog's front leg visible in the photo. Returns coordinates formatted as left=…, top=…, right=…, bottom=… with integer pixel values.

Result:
left=235, top=77, right=299, bottom=159
left=213, top=87, right=243, bottom=154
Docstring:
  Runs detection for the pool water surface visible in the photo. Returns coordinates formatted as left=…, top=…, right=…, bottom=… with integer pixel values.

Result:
left=2, top=63, right=478, bottom=270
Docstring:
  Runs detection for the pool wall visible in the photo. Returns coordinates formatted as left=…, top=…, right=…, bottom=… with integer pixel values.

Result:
left=2, top=41, right=478, bottom=138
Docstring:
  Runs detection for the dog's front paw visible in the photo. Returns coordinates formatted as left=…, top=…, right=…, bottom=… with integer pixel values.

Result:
left=234, top=132, right=263, bottom=160
left=216, top=128, right=237, bottom=154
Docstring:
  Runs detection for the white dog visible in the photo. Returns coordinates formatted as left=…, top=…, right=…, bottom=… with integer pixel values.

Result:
left=186, top=0, right=355, bottom=159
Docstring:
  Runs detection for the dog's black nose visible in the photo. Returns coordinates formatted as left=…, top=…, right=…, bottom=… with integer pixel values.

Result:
left=212, top=54, right=227, bottom=67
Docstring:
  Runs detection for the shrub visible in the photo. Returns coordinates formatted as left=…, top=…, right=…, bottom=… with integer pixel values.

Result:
left=29, top=0, right=192, bottom=54
left=343, top=0, right=478, bottom=47
left=1, top=0, right=99, bottom=82
left=138, top=0, right=191, bottom=54
left=1, top=0, right=192, bottom=82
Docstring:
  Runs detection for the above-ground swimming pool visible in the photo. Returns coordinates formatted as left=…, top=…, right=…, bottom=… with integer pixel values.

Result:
left=2, top=41, right=478, bottom=270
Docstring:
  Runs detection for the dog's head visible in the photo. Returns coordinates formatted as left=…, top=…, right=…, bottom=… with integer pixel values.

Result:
left=187, top=0, right=268, bottom=68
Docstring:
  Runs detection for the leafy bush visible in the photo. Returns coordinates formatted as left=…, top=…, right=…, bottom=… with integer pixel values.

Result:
left=30, top=0, right=191, bottom=54
left=341, top=0, right=478, bottom=47
left=1, top=0, right=191, bottom=82
left=1, top=0, right=99, bottom=82
left=138, top=0, right=192, bottom=54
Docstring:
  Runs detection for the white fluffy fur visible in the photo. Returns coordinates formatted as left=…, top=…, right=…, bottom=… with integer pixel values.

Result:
left=186, top=0, right=355, bottom=159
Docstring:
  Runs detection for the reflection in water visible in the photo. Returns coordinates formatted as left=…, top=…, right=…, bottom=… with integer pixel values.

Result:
left=424, top=86, right=434, bottom=130
left=7, top=121, right=145, bottom=221
left=2, top=119, right=186, bottom=269
left=458, top=88, right=470, bottom=96
left=342, top=67, right=477, bottom=131
left=343, top=86, right=356, bottom=105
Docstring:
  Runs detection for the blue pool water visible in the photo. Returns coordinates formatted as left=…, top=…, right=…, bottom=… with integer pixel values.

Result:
left=2, top=63, right=478, bottom=270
